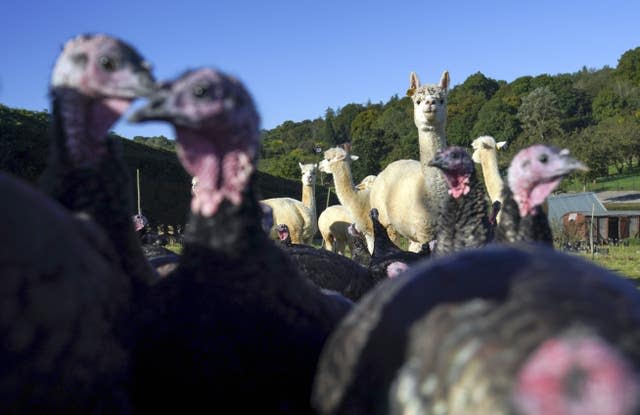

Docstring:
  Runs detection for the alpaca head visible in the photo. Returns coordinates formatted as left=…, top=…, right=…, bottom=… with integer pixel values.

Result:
left=319, top=146, right=359, bottom=175
left=407, top=71, right=449, bottom=132
left=299, top=162, right=318, bottom=186
left=356, top=175, right=377, bottom=191
left=471, top=135, right=508, bottom=163
left=507, top=145, right=587, bottom=217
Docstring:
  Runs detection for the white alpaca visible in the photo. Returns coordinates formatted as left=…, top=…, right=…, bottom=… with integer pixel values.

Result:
left=471, top=135, right=507, bottom=222
left=318, top=175, right=376, bottom=255
left=261, top=162, right=318, bottom=244
left=368, top=71, right=450, bottom=252
left=319, top=145, right=375, bottom=252
left=318, top=205, right=351, bottom=255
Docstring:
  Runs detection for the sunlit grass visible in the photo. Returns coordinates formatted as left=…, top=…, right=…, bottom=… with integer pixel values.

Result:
left=571, top=244, right=640, bottom=283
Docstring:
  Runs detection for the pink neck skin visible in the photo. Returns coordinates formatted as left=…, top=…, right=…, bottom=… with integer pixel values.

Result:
left=514, top=335, right=640, bottom=415
left=386, top=261, right=409, bottom=278
left=513, top=178, right=561, bottom=217
left=57, top=89, right=132, bottom=167
left=444, top=173, right=471, bottom=199
left=177, top=128, right=256, bottom=218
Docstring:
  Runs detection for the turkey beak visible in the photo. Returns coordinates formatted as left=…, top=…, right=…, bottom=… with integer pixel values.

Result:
left=129, top=90, right=172, bottom=123
left=134, top=71, right=157, bottom=97
left=558, top=152, right=589, bottom=175
left=428, top=153, right=447, bottom=170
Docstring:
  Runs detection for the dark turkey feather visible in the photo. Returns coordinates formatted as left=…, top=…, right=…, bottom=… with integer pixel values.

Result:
left=129, top=68, right=350, bottom=414
left=312, top=244, right=640, bottom=414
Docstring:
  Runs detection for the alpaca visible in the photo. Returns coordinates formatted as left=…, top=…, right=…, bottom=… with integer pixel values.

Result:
left=261, top=162, right=318, bottom=244
left=318, top=175, right=376, bottom=255
left=368, top=71, right=450, bottom=252
left=318, top=205, right=352, bottom=255
left=319, top=144, right=375, bottom=252
left=471, top=135, right=507, bottom=222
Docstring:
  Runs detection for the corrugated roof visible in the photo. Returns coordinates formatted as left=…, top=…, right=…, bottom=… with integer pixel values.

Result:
left=567, top=210, right=640, bottom=217
left=547, top=192, right=607, bottom=223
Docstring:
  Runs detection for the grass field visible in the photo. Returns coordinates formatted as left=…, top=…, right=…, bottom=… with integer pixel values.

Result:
left=570, top=244, right=640, bottom=285
left=564, top=169, right=640, bottom=193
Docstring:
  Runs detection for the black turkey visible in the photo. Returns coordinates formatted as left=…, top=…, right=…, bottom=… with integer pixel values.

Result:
left=0, top=173, right=133, bottom=413
left=0, top=34, right=157, bottom=413
left=496, top=144, right=587, bottom=245
left=368, top=208, right=427, bottom=274
left=428, top=146, right=493, bottom=256
left=39, top=33, right=158, bottom=294
left=311, top=245, right=640, bottom=415
left=128, top=67, right=350, bottom=413
left=132, top=213, right=180, bottom=278
left=276, top=223, right=382, bottom=301
left=346, top=223, right=371, bottom=266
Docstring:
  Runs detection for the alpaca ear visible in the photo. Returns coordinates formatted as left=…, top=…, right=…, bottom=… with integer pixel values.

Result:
left=407, top=71, right=420, bottom=97
left=439, top=70, right=450, bottom=91
left=496, top=141, right=508, bottom=150
left=350, top=155, right=359, bottom=161
left=298, top=162, right=304, bottom=169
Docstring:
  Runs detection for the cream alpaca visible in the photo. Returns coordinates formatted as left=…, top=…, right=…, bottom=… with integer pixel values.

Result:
left=471, top=135, right=507, bottom=222
left=261, top=162, right=318, bottom=244
left=319, top=145, right=375, bottom=252
left=368, top=71, right=450, bottom=252
left=318, top=175, right=376, bottom=255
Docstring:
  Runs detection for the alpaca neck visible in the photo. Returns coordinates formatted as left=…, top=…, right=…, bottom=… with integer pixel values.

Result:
left=302, top=182, right=317, bottom=222
left=480, top=151, right=504, bottom=203
left=418, top=126, right=447, bottom=178
left=331, top=162, right=368, bottom=214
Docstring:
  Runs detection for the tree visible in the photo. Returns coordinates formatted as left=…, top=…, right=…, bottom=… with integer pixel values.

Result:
left=517, top=86, right=563, bottom=142
left=615, top=47, right=640, bottom=87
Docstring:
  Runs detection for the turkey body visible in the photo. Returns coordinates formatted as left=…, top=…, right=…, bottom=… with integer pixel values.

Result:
left=0, top=173, right=132, bottom=414
left=312, top=244, right=640, bottom=414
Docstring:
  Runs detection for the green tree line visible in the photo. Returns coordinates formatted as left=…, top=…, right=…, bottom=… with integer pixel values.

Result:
left=260, top=47, right=640, bottom=188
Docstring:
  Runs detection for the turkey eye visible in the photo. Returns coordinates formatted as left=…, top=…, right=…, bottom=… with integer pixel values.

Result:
left=439, top=99, right=444, bottom=104
left=539, top=154, right=549, bottom=163
left=99, top=56, right=117, bottom=72
left=193, top=85, right=209, bottom=98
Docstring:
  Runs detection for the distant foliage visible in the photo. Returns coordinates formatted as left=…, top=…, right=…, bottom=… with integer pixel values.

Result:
left=3, top=46, right=640, bottom=206
left=132, top=135, right=176, bottom=151
left=258, top=46, right=640, bottom=186
left=0, top=105, right=339, bottom=226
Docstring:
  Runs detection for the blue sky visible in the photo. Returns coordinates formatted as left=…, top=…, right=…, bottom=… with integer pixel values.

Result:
left=1, top=0, right=638, bottom=140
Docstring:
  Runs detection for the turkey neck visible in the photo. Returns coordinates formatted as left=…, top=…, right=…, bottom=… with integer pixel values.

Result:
left=42, top=89, right=157, bottom=292
left=183, top=176, right=268, bottom=258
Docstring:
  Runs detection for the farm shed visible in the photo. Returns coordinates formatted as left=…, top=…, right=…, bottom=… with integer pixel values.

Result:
left=562, top=211, right=640, bottom=241
left=547, top=192, right=607, bottom=224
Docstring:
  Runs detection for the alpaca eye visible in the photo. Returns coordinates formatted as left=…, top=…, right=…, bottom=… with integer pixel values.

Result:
left=416, top=100, right=421, bottom=105
left=193, top=84, right=209, bottom=98
left=99, top=56, right=117, bottom=72
left=539, top=154, right=549, bottom=163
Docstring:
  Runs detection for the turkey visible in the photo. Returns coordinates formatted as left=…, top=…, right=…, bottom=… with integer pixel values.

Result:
left=128, top=67, right=351, bottom=413
left=275, top=223, right=382, bottom=301
left=132, top=213, right=180, bottom=278
left=0, top=34, right=156, bottom=413
left=0, top=174, right=133, bottom=413
left=369, top=208, right=427, bottom=269
left=346, top=223, right=371, bottom=266
left=496, top=144, right=587, bottom=245
left=428, top=146, right=493, bottom=255
left=312, top=244, right=640, bottom=415
left=39, top=33, right=158, bottom=294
